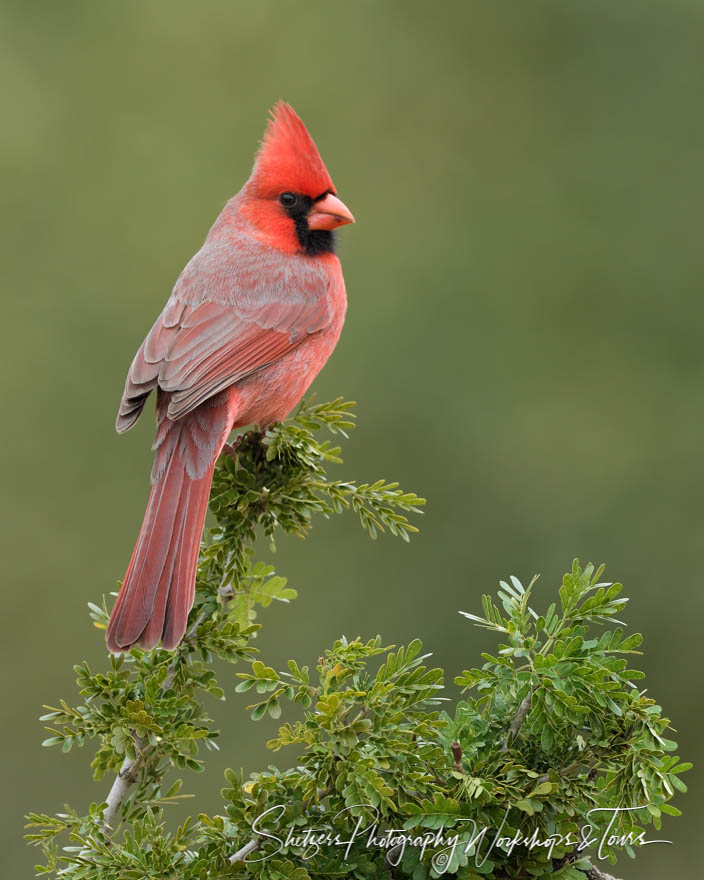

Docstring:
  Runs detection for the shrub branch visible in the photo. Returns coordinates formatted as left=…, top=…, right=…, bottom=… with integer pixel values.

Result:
left=25, top=403, right=686, bottom=880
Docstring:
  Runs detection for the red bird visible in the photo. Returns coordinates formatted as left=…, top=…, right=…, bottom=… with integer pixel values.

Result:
left=106, top=103, right=354, bottom=653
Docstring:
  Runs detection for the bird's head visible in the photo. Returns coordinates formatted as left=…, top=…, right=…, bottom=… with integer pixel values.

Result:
left=240, top=102, right=354, bottom=256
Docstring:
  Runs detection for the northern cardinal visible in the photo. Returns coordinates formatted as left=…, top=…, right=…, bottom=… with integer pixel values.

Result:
left=106, top=103, right=354, bottom=653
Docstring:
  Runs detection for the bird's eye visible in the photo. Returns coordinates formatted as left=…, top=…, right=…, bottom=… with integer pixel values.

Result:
left=279, top=192, right=298, bottom=208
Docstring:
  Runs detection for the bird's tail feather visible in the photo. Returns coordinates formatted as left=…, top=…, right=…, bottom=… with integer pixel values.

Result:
left=106, top=447, right=213, bottom=652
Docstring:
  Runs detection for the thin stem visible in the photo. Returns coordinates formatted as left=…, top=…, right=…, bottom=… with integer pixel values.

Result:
left=586, top=869, right=621, bottom=880
left=101, top=602, right=213, bottom=835
left=100, top=735, right=152, bottom=833
left=501, top=685, right=535, bottom=752
left=228, top=836, right=260, bottom=864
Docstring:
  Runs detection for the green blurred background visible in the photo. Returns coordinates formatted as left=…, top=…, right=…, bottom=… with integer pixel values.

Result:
left=2, top=1, right=702, bottom=876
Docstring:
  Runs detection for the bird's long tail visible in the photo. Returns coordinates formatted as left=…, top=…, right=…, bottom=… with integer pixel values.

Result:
left=106, top=450, right=214, bottom=652
left=106, top=389, right=235, bottom=652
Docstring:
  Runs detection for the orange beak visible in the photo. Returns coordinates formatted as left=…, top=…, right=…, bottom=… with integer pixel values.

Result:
left=307, top=193, right=355, bottom=230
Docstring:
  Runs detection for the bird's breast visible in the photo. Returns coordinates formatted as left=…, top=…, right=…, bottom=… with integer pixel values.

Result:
left=230, top=262, right=346, bottom=429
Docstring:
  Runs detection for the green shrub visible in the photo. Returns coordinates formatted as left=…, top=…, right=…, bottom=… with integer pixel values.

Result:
left=26, top=400, right=688, bottom=879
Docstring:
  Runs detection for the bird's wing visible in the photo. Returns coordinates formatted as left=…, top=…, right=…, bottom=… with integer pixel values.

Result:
left=116, top=243, right=332, bottom=432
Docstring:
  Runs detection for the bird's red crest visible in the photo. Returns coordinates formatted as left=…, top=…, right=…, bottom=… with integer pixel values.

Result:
left=250, top=102, right=335, bottom=198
